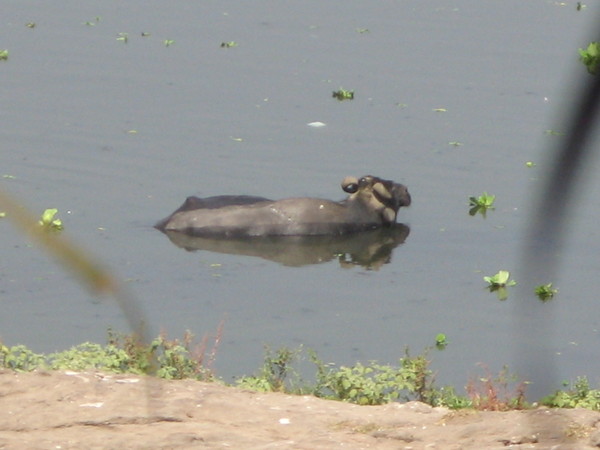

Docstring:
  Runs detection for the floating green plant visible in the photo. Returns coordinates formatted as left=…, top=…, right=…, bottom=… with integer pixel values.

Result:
left=484, top=270, right=516, bottom=288
left=484, top=270, right=516, bottom=301
left=332, top=88, right=354, bottom=101
left=164, top=39, right=175, bottom=47
left=0, top=50, right=8, bottom=61
left=435, top=333, right=448, bottom=350
left=38, top=208, right=63, bottom=231
left=220, top=41, right=238, bottom=48
left=469, top=192, right=495, bottom=217
left=579, top=42, right=600, bottom=75
left=535, top=283, right=558, bottom=301
left=116, top=32, right=129, bottom=43
left=83, top=17, right=101, bottom=26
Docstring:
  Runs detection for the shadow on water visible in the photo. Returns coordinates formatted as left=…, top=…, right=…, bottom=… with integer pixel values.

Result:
left=517, top=8, right=600, bottom=400
left=160, top=224, right=410, bottom=269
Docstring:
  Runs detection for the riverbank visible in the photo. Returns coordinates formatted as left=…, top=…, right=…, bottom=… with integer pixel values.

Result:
left=2, top=369, right=600, bottom=449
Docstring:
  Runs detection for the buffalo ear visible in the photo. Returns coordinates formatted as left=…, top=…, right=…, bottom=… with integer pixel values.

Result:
left=341, top=176, right=359, bottom=193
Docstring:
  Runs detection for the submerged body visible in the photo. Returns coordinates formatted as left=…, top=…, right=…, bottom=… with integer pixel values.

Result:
left=155, top=175, right=411, bottom=237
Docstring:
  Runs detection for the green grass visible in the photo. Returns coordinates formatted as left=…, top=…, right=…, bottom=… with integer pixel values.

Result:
left=0, top=328, right=221, bottom=381
left=542, top=377, right=600, bottom=410
left=3, top=332, right=600, bottom=411
left=235, top=344, right=524, bottom=410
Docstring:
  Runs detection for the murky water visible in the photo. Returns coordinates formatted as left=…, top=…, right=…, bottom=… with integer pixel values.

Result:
left=2, top=1, right=599, bottom=399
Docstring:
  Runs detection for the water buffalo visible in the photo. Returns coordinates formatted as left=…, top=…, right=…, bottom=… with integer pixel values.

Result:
left=155, top=175, right=411, bottom=237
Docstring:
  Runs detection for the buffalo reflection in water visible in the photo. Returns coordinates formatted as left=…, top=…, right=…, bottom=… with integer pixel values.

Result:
left=160, top=223, right=409, bottom=269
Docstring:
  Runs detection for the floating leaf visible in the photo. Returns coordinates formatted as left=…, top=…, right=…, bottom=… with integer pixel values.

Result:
left=332, top=88, right=354, bottom=101
left=495, top=270, right=510, bottom=285
left=469, top=192, right=495, bottom=217
left=535, top=283, right=558, bottom=301
left=116, top=32, right=129, bottom=43
left=484, top=271, right=516, bottom=300
left=435, top=333, right=448, bottom=350
left=39, top=208, right=63, bottom=231
left=578, top=42, right=600, bottom=74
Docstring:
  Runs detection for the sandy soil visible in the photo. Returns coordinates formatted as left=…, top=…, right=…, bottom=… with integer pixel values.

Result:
left=1, top=369, right=600, bottom=449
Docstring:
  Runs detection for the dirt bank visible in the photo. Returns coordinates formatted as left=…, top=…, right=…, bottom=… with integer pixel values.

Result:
left=1, top=370, right=600, bottom=449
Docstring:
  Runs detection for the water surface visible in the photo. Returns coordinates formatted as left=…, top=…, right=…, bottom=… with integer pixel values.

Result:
left=1, top=1, right=599, bottom=399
